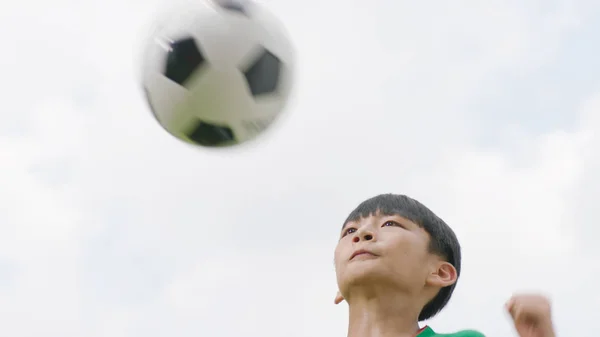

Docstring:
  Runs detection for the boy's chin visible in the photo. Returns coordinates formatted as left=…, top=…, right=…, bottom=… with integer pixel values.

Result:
left=341, top=264, right=390, bottom=288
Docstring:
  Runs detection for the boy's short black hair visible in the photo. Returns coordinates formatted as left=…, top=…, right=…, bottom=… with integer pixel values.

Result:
left=343, top=193, right=462, bottom=321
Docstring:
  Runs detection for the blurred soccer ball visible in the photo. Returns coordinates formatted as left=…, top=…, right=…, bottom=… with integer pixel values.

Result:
left=141, top=0, right=294, bottom=147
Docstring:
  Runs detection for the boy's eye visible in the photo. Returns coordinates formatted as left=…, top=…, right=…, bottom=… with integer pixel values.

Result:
left=382, top=220, right=401, bottom=227
left=343, top=227, right=357, bottom=236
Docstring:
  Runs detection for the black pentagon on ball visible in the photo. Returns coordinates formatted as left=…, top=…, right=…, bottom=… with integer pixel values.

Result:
left=217, top=0, right=248, bottom=16
left=164, top=37, right=205, bottom=87
left=185, top=120, right=236, bottom=146
left=242, top=48, right=282, bottom=97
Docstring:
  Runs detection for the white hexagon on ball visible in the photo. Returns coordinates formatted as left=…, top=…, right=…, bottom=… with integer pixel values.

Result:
left=141, top=0, right=295, bottom=147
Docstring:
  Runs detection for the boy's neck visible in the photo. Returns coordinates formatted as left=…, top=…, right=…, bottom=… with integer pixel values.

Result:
left=347, top=293, right=422, bottom=337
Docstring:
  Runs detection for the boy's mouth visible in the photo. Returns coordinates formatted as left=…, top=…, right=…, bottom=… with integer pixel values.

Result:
left=350, top=249, right=377, bottom=260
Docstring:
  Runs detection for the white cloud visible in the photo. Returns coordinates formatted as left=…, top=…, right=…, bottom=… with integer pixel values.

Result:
left=1, top=0, right=599, bottom=336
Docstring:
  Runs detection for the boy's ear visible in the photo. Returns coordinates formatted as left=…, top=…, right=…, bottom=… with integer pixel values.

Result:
left=334, top=291, right=344, bottom=304
left=426, top=261, right=457, bottom=288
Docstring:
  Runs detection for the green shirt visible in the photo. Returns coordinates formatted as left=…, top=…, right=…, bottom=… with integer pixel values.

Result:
left=418, top=326, right=485, bottom=337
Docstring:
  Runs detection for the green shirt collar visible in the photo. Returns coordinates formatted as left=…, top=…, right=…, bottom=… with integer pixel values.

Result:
left=417, top=326, right=436, bottom=337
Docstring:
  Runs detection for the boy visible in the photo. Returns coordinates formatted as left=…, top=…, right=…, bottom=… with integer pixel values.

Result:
left=333, top=194, right=555, bottom=337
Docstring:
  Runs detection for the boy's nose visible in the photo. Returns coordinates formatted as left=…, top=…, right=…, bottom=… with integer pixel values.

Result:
left=353, top=228, right=374, bottom=242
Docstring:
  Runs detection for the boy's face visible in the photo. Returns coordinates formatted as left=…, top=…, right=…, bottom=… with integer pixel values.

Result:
left=334, top=212, right=441, bottom=300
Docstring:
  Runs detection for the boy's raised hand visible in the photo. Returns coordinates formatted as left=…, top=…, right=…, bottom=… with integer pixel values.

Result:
left=506, top=294, right=555, bottom=337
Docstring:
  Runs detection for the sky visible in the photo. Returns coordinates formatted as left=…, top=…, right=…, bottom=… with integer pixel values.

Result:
left=1, top=0, right=600, bottom=336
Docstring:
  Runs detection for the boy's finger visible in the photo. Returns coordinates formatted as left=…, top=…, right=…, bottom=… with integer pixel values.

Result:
left=505, top=297, right=516, bottom=313
left=506, top=299, right=520, bottom=318
left=510, top=303, right=524, bottom=322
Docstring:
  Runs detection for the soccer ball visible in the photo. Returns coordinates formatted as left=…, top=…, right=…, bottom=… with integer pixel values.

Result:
left=141, top=0, right=294, bottom=147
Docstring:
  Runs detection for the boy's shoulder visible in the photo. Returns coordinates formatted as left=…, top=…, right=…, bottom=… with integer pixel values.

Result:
left=421, top=326, right=485, bottom=337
